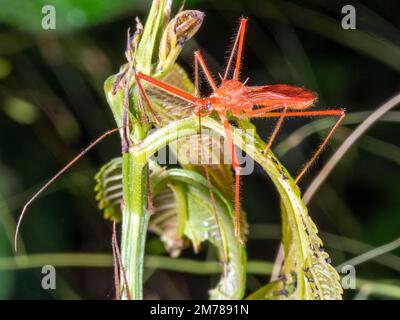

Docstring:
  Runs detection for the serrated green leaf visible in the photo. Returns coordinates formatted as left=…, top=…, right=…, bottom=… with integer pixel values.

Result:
left=235, top=119, right=343, bottom=300
left=279, top=202, right=343, bottom=300
left=246, top=280, right=285, bottom=300
left=94, top=157, right=123, bottom=222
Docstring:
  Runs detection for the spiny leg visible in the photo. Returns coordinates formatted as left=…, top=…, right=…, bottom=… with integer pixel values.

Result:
left=134, top=72, right=161, bottom=125
left=240, top=104, right=286, bottom=118
left=135, top=70, right=203, bottom=125
left=136, top=72, right=198, bottom=104
left=240, top=104, right=288, bottom=157
left=194, top=57, right=227, bottom=264
left=295, top=110, right=346, bottom=183
left=223, top=17, right=248, bottom=80
left=233, top=18, right=248, bottom=80
left=244, top=109, right=346, bottom=183
left=263, top=105, right=288, bottom=157
left=194, top=53, right=200, bottom=98
left=194, top=51, right=217, bottom=91
left=194, top=54, right=217, bottom=224
left=220, top=113, right=242, bottom=241
left=245, top=109, right=345, bottom=119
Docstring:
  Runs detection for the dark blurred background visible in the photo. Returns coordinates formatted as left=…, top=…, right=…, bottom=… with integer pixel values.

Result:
left=0, top=0, right=399, bottom=299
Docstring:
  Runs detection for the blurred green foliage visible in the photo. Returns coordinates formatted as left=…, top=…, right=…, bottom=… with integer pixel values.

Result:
left=0, top=0, right=139, bottom=34
left=3, top=97, right=39, bottom=124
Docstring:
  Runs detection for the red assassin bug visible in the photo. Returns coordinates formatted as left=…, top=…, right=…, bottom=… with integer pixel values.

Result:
left=14, top=17, right=346, bottom=252
left=134, top=17, right=346, bottom=238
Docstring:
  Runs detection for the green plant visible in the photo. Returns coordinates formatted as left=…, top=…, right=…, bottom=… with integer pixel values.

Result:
left=96, top=0, right=342, bottom=300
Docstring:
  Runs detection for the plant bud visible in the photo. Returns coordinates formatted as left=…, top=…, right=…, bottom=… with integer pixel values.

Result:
left=158, top=10, right=204, bottom=70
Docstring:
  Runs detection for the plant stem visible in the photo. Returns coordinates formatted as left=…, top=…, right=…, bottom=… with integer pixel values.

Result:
left=120, top=151, right=149, bottom=300
left=0, top=253, right=112, bottom=269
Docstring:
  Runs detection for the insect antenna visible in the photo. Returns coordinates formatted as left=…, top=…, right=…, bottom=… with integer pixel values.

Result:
left=14, top=127, right=120, bottom=252
left=111, top=223, right=121, bottom=300
left=112, top=221, right=131, bottom=300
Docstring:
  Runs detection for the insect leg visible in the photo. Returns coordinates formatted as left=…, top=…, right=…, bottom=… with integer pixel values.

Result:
left=294, top=109, right=346, bottom=183
left=134, top=72, right=161, bottom=125
left=246, top=110, right=344, bottom=118
left=233, top=18, right=248, bottom=81
left=242, top=105, right=288, bottom=157
left=241, top=104, right=285, bottom=118
left=136, top=72, right=198, bottom=104
left=220, top=114, right=243, bottom=240
left=263, top=105, right=288, bottom=157
left=194, top=53, right=200, bottom=98
left=195, top=58, right=228, bottom=264
left=223, top=18, right=248, bottom=80
left=244, top=109, right=346, bottom=183
left=194, top=51, right=218, bottom=91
